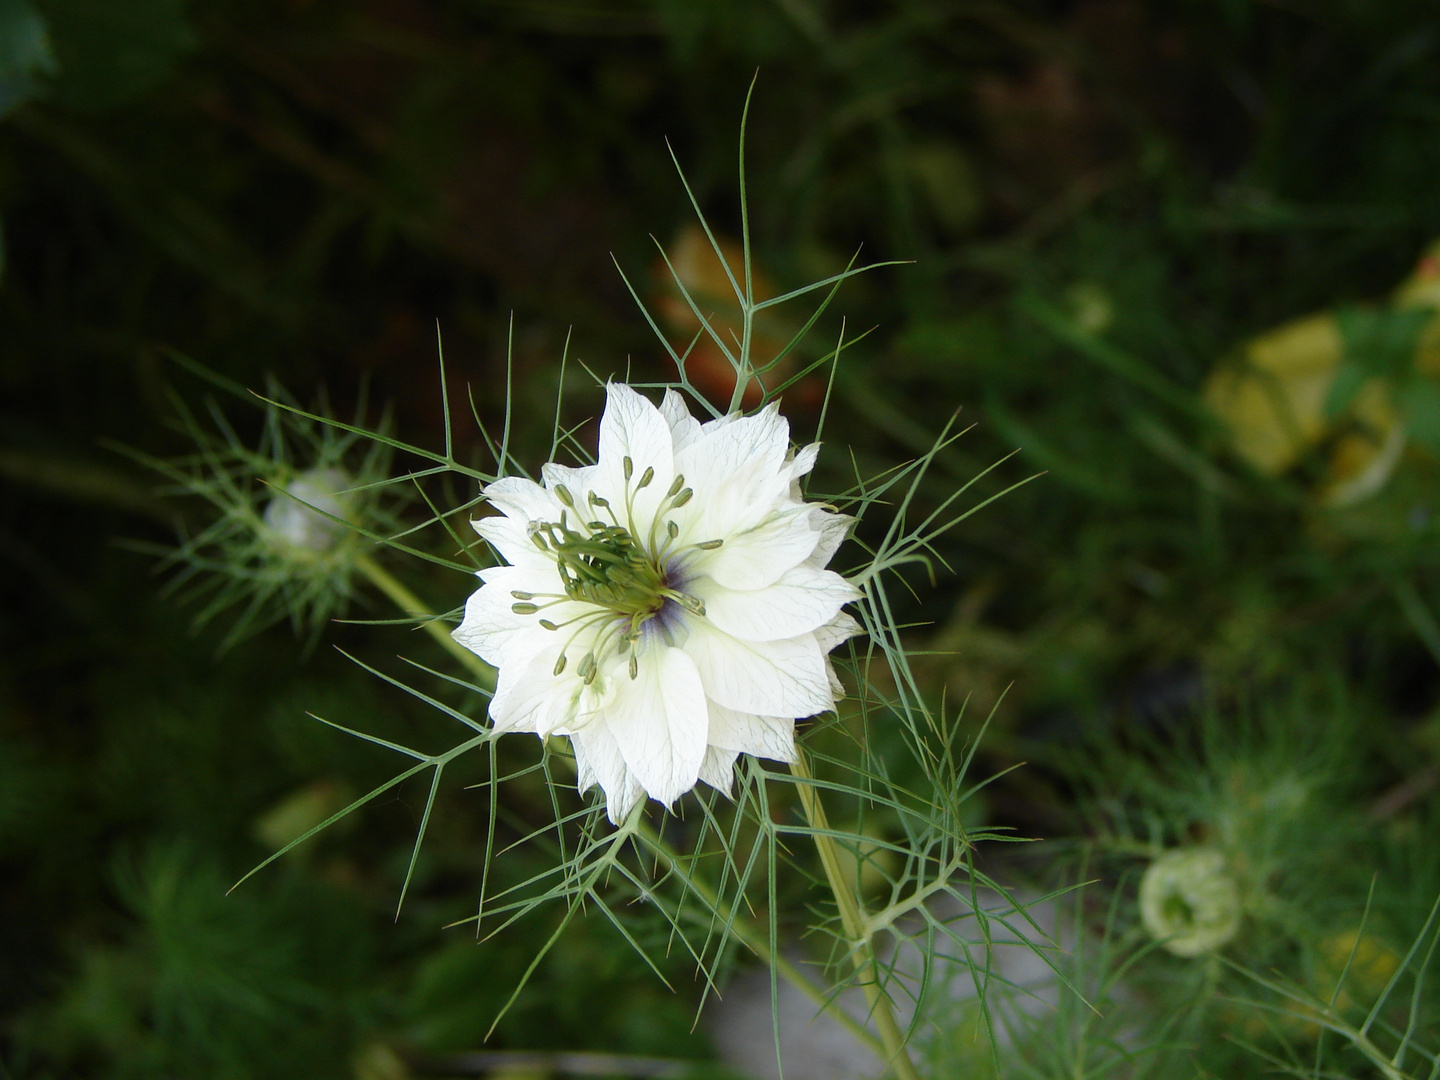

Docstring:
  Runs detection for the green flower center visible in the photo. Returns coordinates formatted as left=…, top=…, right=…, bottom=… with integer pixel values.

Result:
left=505, top=462, right=721, bottom=685
left=535, top=519, right=668, bottom=619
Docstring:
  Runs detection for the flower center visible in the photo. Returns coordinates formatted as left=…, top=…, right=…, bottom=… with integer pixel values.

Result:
left=508, top=462, right=722, bottom=684
left=538, top=519, right=668, bottom=619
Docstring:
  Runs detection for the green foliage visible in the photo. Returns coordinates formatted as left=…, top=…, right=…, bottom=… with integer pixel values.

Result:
left=7, top=1, right=1440, bottom=1077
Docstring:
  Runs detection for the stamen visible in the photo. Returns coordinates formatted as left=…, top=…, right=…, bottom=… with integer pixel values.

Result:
left=666, top=474, right=685, bottom=498
left=695, top=539, right=723, bottom=550
left=554, top=484, right=575, bottom=509
left=539, top=619, right=559, bottom=631
left=623, top=456, right=633, bottom=481
left=628, top=654, right=638, bottom=679
left=671, top=488, right=693, bottom=508
left=577, top=653, right=596, bottom=680
left=667, top=521, right=678, bottom=539
left=512, top=602, right=539, bottom=614
left=552, top=654, right=567, bottom=675
left=637, top=466, right=654, bottom=489
left=510, top=590, right=533, bottom=600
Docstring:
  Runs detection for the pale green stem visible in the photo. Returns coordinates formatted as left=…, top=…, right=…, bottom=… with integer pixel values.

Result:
left=790, top=750, right=922, bottom=1080
left=635, top=820, right=887, bottom=1059
left=354, top=553, right=496, bottom=690
left=354, top=556, right=881, bottom=1054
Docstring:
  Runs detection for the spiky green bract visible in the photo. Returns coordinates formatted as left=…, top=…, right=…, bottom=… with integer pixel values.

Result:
left=120, top=373, right=403, bottom=651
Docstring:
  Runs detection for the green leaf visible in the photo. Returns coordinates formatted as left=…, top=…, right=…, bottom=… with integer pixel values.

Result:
left=1335, top=304, right=1433, bottom=382
left=1399, top=377, right=1440, bottom=453
left=0, top=0, right=57, bottom=117
left=35, top=0, right=192, bottom=112
left=1323, top=358, right=1370, bottom=418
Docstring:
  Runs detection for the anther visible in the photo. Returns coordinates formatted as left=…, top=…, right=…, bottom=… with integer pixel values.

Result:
left=695, top=539, right=723, bottom=550
left=588, top=492, right=609, bottom=508
left=637, top=466, right=654, bottom=489
left=667, top=520, right=678, bottom=539
left=623, top=456, right=633, bottom=481
left=577, top=653, right=596, bottom=680
left=628, top=654, right=639, bottom=679
left=671, top=488, right=693, bottom=508
left=510, top=590, right=533, bottom=600
left=539, top=619, right=559, bottom=631
left=666, top=474, right=685, bottom=498
left=512, top=602, right=539, bottom=615
left=554, top=485, right=575, bottom=508
left=552, top=654, right=567, bottom=676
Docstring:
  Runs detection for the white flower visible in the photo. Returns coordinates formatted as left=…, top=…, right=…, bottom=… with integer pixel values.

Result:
left=454, top=384, right=861, bottom=823
left=263, top=466, right=353, bottom=557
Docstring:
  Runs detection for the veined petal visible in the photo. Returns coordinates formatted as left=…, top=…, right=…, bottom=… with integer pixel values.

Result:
left=540, top=461, right=597, bottom=500
left=569, top=724, right=644, bottom=825
left=471, top=514, right=552, bottom=571
left=595, top=384, right=676, bottom=523
left=675, top=404, right=791, bottom=536
left=488, top=643, right=565, bottom=734
left=806, top=509, right=853, bottom=570
left=660, top=389, right=704, bottom=454
left=685, top=505, right=820, bottom=591
left=815, top=610, right=863, bottom=653
left=606, top=644, right=709, bottom=806
left=698, top=746, right=740, bottom=795
left=706, top=700, right=796, bottom=762
left=691, top=563, right=860, bottom=642
left=683, top=619, right=833, bottom=717
left=786, top=442, right=820, bottom=484
left=481, top=474, right=563, bottom=523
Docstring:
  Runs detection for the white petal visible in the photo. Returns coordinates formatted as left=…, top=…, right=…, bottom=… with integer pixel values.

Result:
left=691, top=564, right=860, bottom=642
left=786, top=442, right=820, bottom=484
left=452, top=572, right=528, bottom=667
left=806, top=509, right=853, bottom=570
left=488, top=643, right=565, bottom=734
left=569, top=724, right=645, bottom=825
left=471, top=514, right=551, bottom=571
left=675, top=404, right=791, bottom=536
left=698, top=746, right=739, bottom=795
left=540, top=461, right=597, bottom=500
left=660, top=389, right=704, bottom=454
left=481, top=474, right=563, bottom=523
left=606, top=645, right=709, bottom=806
left=682, top=619, right=834, bottom=718
left=685, top=505, right=821, bottom=591
left=595, top=384, right=676, bottom=524
left=815, top=611, right=863, bottom=654
left=706, top=700, right=796, bottom=762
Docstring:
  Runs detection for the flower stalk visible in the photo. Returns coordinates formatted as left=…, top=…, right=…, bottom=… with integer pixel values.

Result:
left=790, top=750, right=921, bottom=1080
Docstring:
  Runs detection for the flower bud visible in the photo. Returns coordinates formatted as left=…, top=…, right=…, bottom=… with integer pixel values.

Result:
left=263, top=467, right=354, bottom=557
left=1139, top=848, right=1242, bottom=957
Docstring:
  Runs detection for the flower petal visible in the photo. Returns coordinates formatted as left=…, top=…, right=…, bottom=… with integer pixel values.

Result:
left=481, top=474, right=563, bottom=523
left=682, top=618, right=833, bottom=717
left=660, top=389, right=704, bottom=454
left=674, top=404, right=791, bottom=535
left=691, top=563, right=860, bottom=642
left=595, top=384, right=676, bottom=523
left=569, top=724, right=645, bottom=825
left=698, top=745, right=739, bottom=795
left=685, top=505, right=821, bottom=591
left=605, top=644, right=709, bottom=806
left=706, top=700, right=796, bottom=762
left=806, top=509, right=853, bottom=570
left=471, top=514, right=551, bottom=571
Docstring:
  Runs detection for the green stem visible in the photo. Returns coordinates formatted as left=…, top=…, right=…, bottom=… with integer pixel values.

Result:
left=354, top=556, right=882, bottom=1056
left=635, top=820, right=887, bottom=1059
left=354, top=553, right=496, bottom=690
left=790, top=750, right=921, bottom=1080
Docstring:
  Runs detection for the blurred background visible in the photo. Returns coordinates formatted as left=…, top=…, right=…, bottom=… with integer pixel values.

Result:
left=6, top=1, right=1440, bottom=1077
